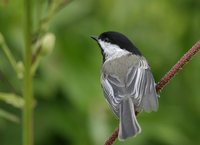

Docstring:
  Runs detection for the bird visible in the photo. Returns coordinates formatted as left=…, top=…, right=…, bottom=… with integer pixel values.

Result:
left=91, top=31, right=159, bottom=140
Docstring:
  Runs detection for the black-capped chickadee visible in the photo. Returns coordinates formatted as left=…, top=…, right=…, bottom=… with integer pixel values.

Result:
left=91, top=31, right=159, bottom=140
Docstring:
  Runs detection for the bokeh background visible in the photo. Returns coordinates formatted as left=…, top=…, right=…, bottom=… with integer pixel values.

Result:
left=0, top=0, right=200, bottom=145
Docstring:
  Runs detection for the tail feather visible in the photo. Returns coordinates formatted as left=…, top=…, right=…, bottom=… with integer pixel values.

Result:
left=118, top=98, right=141, bottom=140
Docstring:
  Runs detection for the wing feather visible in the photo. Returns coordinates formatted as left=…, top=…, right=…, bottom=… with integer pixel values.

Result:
left=126, top=65, right=158, bottom=112
left=101, top=59, right=158, bottom=117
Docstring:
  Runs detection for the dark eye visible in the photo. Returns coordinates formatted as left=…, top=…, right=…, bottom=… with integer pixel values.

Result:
left=104, top=37, right=109, bottom=42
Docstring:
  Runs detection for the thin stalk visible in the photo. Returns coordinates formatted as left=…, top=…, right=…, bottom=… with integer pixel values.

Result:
left=0, top=35, right=18, bottom=74
left=23, top=0, right=34, bottom=145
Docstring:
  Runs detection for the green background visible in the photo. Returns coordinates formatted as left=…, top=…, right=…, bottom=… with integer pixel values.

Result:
left=0, top=0, right=200, bottom=145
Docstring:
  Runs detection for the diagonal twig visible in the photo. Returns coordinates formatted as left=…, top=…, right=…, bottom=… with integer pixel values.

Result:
left=104, top=40, right=200, bottom=145
left=156, top=40, right=200, bottom=92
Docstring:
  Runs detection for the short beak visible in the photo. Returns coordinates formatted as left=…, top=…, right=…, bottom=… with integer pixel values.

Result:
left=90, top=35, right=98, bottom=41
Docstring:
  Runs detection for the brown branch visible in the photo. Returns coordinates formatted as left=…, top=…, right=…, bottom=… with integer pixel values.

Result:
left=104, top=128, right=119, bottom=145
left=156, top=40, right=200, bottom=92
left=104, top=40, right=200, bottom=145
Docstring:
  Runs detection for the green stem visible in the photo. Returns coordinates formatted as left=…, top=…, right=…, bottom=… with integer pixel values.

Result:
left=23, top=0, right=34, bottom=145
left=0, top=33, right=18, bottom=75
left=31, top=54, right=42, bottom=76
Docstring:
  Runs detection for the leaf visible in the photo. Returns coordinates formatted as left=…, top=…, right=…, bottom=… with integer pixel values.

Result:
left=0, top=92, right=24, bottom=109
left=0, top=109, right=20, bottom=123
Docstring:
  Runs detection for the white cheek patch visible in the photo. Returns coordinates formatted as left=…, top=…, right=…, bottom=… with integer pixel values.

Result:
left=98, top=40, right=121, bottom=56
left=99, top=40, right=129, bottom=60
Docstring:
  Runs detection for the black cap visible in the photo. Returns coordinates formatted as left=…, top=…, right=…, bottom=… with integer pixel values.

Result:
left=98, top=31, right=142, bottom=56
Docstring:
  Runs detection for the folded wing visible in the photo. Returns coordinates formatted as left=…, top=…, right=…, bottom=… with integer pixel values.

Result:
left=101, top=59, right=158, bottom=117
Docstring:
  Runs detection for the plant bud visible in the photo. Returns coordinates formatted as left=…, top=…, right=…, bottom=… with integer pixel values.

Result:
left=17, top=61, right=24, bottom=79
left=40, top=33, right=55, bottom=56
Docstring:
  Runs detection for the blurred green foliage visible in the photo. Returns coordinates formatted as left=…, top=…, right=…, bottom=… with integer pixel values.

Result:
left=0, top=0, right=200, bottom=145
